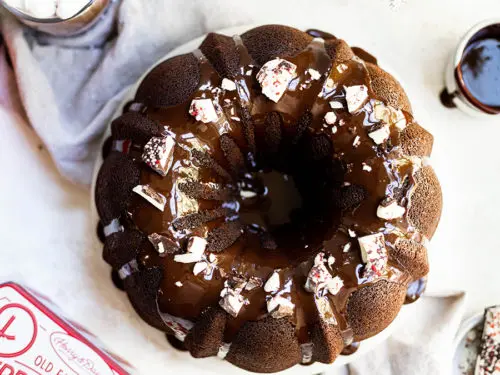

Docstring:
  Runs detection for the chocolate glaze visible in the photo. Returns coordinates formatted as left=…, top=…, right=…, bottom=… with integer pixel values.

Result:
left=111, top=269, right=125, bottom=291
left=105, top=29, right=425, bottom=356
left=166, top=334, right=188, bottom=351
left=101, top=137, right=113, bottom=159
left=96, top=221, right=105, bottom=243
left=306, top=29, right=336, bottom=40
left=305, top=30, right=378, bottom=66
left=456, top=24, right=500, bottom=114
left=351, top=47, right=378, bottom=66
left=404, top=276, right=426, bottom=304
left=341, top=341, right=360, bottom=355
left=439, top=88, right=458, bottom=109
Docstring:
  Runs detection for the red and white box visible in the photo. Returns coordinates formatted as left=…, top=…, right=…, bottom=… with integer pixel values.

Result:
left=0, top=282, right=132, bottom=375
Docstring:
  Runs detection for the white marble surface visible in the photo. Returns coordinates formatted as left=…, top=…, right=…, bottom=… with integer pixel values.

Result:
left=2, top=0, right=500, bottom=374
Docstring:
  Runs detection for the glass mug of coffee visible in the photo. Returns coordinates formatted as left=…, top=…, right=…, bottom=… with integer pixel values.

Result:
left=442, top=19, right=500, bottom=117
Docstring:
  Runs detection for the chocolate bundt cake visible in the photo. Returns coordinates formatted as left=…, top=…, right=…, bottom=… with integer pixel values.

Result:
left=95, top=25, right=442, bottom=373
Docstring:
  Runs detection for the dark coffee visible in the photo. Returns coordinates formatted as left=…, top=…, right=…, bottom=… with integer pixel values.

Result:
left=455, top=24, right=500, bottom=114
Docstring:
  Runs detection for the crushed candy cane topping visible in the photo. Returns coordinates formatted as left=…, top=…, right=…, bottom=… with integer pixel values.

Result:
left=142, top=136, right=175, bottom=176
left=256, top=58, right=297, bottom=103
left=358, top=233, right=388, bottom=279
left=189, top=98, right=219, bottom=123
left=132, top=185, right=167, bottom=211
left=304, top=253, right=344, bottom=296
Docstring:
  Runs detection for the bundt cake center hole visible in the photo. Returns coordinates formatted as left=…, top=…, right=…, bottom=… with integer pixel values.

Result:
left=237, top=170, right=302, bottom=230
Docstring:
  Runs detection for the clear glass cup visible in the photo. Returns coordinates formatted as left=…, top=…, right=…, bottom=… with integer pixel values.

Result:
left=1, top=0, right=112, bottom=36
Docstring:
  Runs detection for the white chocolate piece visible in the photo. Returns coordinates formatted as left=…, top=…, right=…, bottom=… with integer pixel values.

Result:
left=368, top=125, right=391, bottom=145
left=267, top=296, right=295, bottom=318
left=324, top=111, right=337, bottom=125
left=132, top=185, right=167, bottom=211
left=307, top=68, right=322, bottom=80
left=264, top=271, right=281, bottom=293
left=221, top=78, right=237, bottom=91
left=345, top=85, right=369, bottom=113
left=377, top=201, right=406, bottom=220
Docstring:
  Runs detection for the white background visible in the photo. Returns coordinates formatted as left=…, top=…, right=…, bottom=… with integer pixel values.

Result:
left=1, top=0, right=500, bottom=373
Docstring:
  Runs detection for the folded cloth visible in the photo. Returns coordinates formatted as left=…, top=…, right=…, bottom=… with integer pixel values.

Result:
left=0, top=0, right=248, bottom=185
left=335, top=292, right=466, bottom=375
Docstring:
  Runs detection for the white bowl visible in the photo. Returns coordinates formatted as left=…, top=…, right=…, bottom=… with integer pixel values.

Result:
left=452, top=311, right=484, bottom=375
left=91, top=25, right=411, bottom=375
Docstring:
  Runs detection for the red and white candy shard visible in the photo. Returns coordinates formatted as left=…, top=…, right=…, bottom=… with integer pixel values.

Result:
left=267, top=295, right=295, bottom=318
left=189, top=98, right=219, bottom=123
left=174, top=236, right=207, bottom=263
left=256, top=58, right=297, bottom=103
left=159, top=311, right=194, bottom=341
left=219, top=284, right=247, bottom=317
left=142, top=136, right=176, bottom=176
left=345, top=85, right=369, bottom=113
left=358, top=233, right=388, bottom=279
left=304, top=253, right=343, bottom=296
left=476, top=305, right=500, bottom=375
left=112, top=139, right=132, bottom=153
left=304, top=263, right=329, bottom=294
left=132, top=184, right=167, bottom=211
left=327, top=276, right=344, bottom=295
left=314, top=252, right=326, bottom=266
